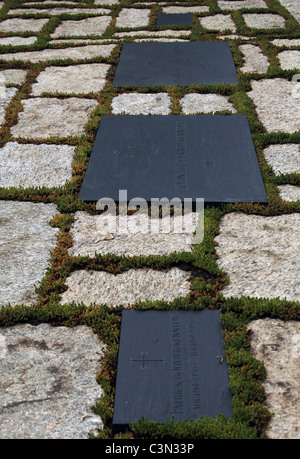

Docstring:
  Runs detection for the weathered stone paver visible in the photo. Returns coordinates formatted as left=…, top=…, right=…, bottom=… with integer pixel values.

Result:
left=180, top=93, right=236, bottom=114
left=199, top=14, right=237, bottom=32
left=278, top=185, right=300, bottom=202
left=239, top=44, right=269, bottom=74
left=68, top=212, right=198, bottom=257
left=0, top=87, right=17, bottom=126
left=271, top=38, right=300, bottom=46
left=114, top=29, right=191, bottom=38
left=60, top=268, right=191, bottom=307
left=249, top=319, right=300, bottom=439
left=162, top=6, right=209, bottom=13
left=31, top=64, right=111, bottom=95
left=218, top=0, right=267, bottom=9
left=0, top=324, right=104, bottom=439
left=278, top=50, right=300, bottom=70
left=0, top=69, right=27, bottom=86
left=243, top=13, right=286, bottom=29
left=215, top=213, right=300, bottom=301
left=0, top=18, right=48, bottom=32
left=0, top=36, right=37, bottom=46
left=11, top=97, right=98, bottom=139
left=0, top=142, right=75, bottom=188
left=8, top=8, right=111, bottom=16
left=0, top=201, right=58, bottom=306
left=247, top=79, right=300, bottom=133
left=51, top=16, right=111, bottom=38
left=0, top=44, right=116, bottom=63
left=264, top=144, right=300, bottom=175
left=111, top=93, right=171, bottom=115
left=116, top=8, right=150, bottom=28
left=277, top=0, right=300, bottom=23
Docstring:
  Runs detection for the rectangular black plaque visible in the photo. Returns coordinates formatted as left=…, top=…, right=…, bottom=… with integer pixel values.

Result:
left=112, top=310, right=233, bottom=433
left=78, top=115, right=268, bottom=205
left=157, top=13, right=193, bottom=27
left=112, top=42, right=238, bottom=87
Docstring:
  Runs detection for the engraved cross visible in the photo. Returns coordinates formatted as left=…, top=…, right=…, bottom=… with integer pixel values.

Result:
left=131, top=352, right=165, bottom=369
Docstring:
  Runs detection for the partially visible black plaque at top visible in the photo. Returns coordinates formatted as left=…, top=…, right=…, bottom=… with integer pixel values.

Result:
left=112, top=310, right=233, bottom=433
left=157, top=13, right=193, bottom=27
left=112, top=42, right=239, bottom=87
left=78, top=115, right=268, bottom=206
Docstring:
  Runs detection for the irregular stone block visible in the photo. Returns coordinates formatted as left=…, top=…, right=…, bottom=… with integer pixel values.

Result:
left=116, top=8, right=150, bottom=28
left=239, top=44, right=269, bottom=73
left=264, top=144, right=300, bottom=175
left=51, top=16, right=111, bottom=37
left=180, top=93, right=236, bottom=114
left=111, top=92, right=171, bottom=114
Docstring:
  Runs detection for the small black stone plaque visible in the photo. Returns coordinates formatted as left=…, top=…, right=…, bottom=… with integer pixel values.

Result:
left=78, top=115, right=268, bottom=205
left=112, top=42, right=238, bottom=87
left=157, top=13, right=193, bottom=27
left=112, top=310, right=233, bottom=433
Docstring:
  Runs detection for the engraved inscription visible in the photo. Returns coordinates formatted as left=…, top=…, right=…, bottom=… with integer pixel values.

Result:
left=204, top=159, right=214, bottom=168
left=188, top=319, right=201, bottom=413
left=175, top=121, right=188, bottom=191
left=171, top=316, right=183, bottom=414
left=113, top=147, right=158, bottom=158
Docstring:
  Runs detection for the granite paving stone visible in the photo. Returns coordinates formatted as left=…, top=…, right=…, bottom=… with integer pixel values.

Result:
left=199, top=14, right=237, bottom=32
left=247, top=78, right=300, bottom=133
left=263, top=144, right=300, bottom=175
left=0, top=36, right=37, bottom=46
left=11, top=97, right=98, bottom=139
left=278, top=50, right=300, bottom=70
left=249, top=319, right=300, bottom=439
left=31, top=64, right=111, bottom=95
left=60, top=268, right=191, bottom=307
left=0, top=18, right=49, bottom=32
left=162, top=6, right=209, bottom=13
left=51, top=16, right=111, bottom=38
left=0, top=69, right=27, bottom=86
left=180, top=93, right=236, bottom=114
left=68, top=212, right=198, bottom=257
left=0, top=44, right=116, bottom=63
left=278, top=185, right=300, bottom=202
left=271, top=38, right=300, bottom=46
left=111, top=93, right=171, bottom=115
left=8, top=8, right=111, bottom=15
left=0, top=201, right=59, bottom=306
left=114, top=30, right=191, bottom=38
left=218, top=0, right=267, bottom=9
left=215, top=213, right=300, bottom=301
left=239, top=44, right=269, bottom=73
left=277, top=0, right=300, bottom=23
left=243, top=13, right=286, bottom=29
left=116, top=8, right=150, bottom=28
left=0, top=87, right=18, bottom=126
left=0, top=324, right=105, bottom=439
left=0, top=142, right=75, bottom=188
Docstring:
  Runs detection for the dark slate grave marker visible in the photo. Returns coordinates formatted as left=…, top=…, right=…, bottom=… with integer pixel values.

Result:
left=112, top=310, right=233, bottom=433
left=112, top=42, right=238, bottom=87
left=156, top=13, right=193, bottom=27
left=78, top=115, right=268, bottom=206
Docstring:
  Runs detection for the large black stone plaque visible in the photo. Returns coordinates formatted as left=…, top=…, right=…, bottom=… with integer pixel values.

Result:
left=112, top=310, right=233, bottom=433
left=112, top=42, right=238, bottom=87
left=157, top=13, right=193, bottom=27
left=78, top=115, right=268, bottom=205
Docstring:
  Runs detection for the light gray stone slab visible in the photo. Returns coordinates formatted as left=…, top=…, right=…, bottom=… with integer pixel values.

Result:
left=115, top=8, right=150, bottom=28
left=264, top=144, right=300, bottom=175
left=218, top=0, right=267, bottom=9
left=0, top=323, right=105, bottom=439
left=278, top=185, right=300, bottom=201
left=60, top=268, right=191, bottom=306
left=239, top=44, right=269, bottom=73
left=68, top=212, right=198, bottom=257
left=277, top=0, right=300, bottom=23
left=51, top=16, right=111, bottom=37
left=0, top=69, right=27, bottom=86
left=50, top=38, right=118, bottom=44
left=180, top=93, right=236, bottom=114
left=247, top=78, right=300, bottom=133
left=114, top=30, right=191, bottom=38
left=243, top=13, right=286, bottom=29
left=111, top=93, right=171, bottom=115
left=278, top=50, right=300, bottom=70
left=249, top=319, right=300, bottom=439
left=162, top=6, right=209, bottom=13
left=95, top=0, right=119, bottom=4
left=31, top=63, right=111, bottom=95
left=135, top=38, right=189, bottom=42
left=199, top=14, right=237, bottom=32
left=0, top=87, right=18, bottom=126
left=0, top=142, right=75, bottom=188
left=218, top=34, right=252, bottom=40
left=11, top=97, right=98, bottom=139
left=0, top=44, right=116, bottom=63
left=0, top=18, right=48, bottom=32
left=0, top=36, right=37, bottom=46
left=7, top=8, right=111, bottom=15
left=271, top=38, right=300, bottom=47
left=215, top=212, right=300, bottom=301
left=0, top=201, right=59, bottom=306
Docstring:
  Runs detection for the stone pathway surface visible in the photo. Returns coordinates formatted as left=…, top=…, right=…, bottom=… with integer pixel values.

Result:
left=0, top=0, right=299, bottom=440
